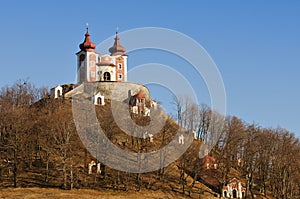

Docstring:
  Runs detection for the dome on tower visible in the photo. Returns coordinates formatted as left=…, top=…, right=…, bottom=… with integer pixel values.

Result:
left=79, top=27, right=96, bottom=52
left=109, top=32, right=126, bottom=56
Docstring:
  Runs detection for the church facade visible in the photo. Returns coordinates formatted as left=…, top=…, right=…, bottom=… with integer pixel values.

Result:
left=76, top=27, right=128, bottom=83
left=222, top=178, right=246, bottom=199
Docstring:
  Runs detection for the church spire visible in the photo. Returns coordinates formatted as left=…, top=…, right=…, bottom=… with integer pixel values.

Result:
left=79, top=24, right=96, bottom=52
left=109, top=30, right=126, bottom=56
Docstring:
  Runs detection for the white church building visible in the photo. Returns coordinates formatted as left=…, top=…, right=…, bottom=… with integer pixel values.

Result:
left=76, top=27, right=128, bottom=83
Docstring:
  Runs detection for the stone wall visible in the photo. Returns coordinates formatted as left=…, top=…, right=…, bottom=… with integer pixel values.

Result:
left=65, top=82, right=150, bottom=103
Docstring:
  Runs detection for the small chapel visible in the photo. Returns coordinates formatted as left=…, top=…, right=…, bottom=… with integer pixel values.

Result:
left=222, top=178, right=246, bottom=199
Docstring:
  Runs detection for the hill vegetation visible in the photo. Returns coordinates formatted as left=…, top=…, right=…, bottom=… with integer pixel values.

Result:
left=0, top=80, right=299, bottom=199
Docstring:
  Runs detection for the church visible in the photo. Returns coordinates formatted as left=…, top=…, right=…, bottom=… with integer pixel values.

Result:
left=50, top=27, right=157, bottom=116
left=76, top=26, right=128, bottom=83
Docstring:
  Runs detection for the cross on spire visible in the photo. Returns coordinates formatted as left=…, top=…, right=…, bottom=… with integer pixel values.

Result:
left=109, top=26, right=126, bottom=56
left=116, top=25, right=119, bottom=34
left=79, top=23, right=96, bottom=51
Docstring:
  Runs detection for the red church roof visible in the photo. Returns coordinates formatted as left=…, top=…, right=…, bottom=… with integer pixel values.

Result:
left=136, top=92, right=145, bottom=99
left=109, top=32, right=126, bottom=56
left=202, top=155, right=216, bottom=164
left=79, top=27, right=96, bottom=52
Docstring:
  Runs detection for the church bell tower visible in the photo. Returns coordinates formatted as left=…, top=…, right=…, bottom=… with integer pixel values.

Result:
left=76, top=25, right=98, bottom=83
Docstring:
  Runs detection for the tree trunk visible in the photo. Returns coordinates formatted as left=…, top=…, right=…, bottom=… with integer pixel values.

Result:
left=62, top=160, right=67, bottom=189
left=70, top=164, right=73, bottom=190
left=136, top=173, right=141, bottom=191
left=45, top=151, right=49, bottom=183
left=13, top=148, right=17, bottom=188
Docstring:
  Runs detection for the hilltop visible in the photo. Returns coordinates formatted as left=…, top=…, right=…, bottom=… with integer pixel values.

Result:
left=1, top=81, right=299, bottom=199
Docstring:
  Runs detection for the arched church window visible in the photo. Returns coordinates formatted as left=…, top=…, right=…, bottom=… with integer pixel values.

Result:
left=80, top=54, right=85, bottom=62
left=118, top=63, right=122, bottom=69
left=89, top=61, right=95, bottom=67
left=118, top=74, right=122, bottom=80
left=104, top=72, right=111, bottom=81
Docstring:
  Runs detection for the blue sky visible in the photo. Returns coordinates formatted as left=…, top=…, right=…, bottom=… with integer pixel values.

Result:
left=0, top=1, right=299, bottom=137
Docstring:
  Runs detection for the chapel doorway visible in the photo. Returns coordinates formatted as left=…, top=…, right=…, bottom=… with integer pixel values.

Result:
left=103, top=72, right=111, bottom=81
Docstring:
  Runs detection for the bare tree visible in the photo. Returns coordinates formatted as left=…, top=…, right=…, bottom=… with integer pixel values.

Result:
left=268, top=128, right=300, bottom=199
left=41, top=99, right=76, bottom=189
left=0, top=80, right=37, bottom=187
left=173, top=96, right=200, bottom=195
left=197, top=104, right=211, bottom=141
left=216, top=116, right=245, bottom=194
